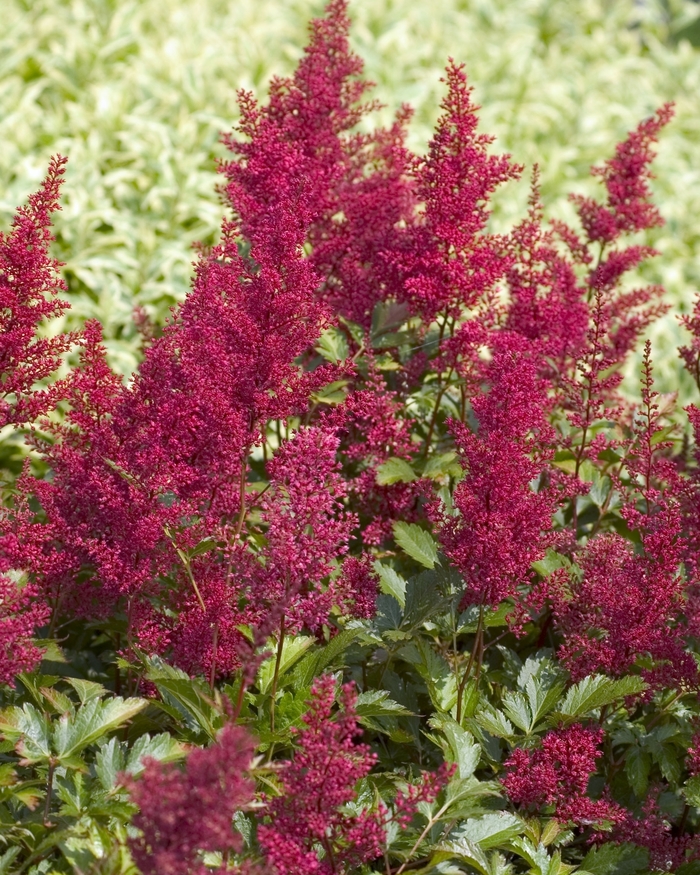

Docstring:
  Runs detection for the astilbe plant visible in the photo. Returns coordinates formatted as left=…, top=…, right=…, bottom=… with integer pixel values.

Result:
left=4, top=3, right=700, bottom=875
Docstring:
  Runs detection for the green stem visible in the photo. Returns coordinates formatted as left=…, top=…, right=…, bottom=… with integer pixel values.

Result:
left=209, top=621, right=219, bottom=692
left=394, top=799, right=452, bottom=875
left=269, top=616, right=286, bottom=736
left=456, top=604, right=484, bottom=724
left=43, top=759, right=55, bottom=826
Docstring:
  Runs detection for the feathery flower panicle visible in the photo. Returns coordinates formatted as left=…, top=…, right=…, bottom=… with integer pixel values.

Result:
left=393, top=761, right=456, bottom=829
left=392, top=60, right=521, bottom=324
left=341, top=367, right=426, bottom=547
left=222, top=0, right=416, bottom=327
left=537, top=109, right=674, bottom=483
left=3, top=144, right=344, bottom=674
left=504, top=170, right=588, bottom=380
left=258, top=675, right=384, bottom=874
left=571, top=104, right=674, bottom=245
left=336, top=554, right=378, bottom=620
left=546, top=346, right=693, bottom=686
left=0, top=576, right=50, bottom=685
left=614, top=790, right=700, bottom=872
left=126, top=724, right=256, bottom=875
left=502, top=724, right=620, bottom=827
left=680, top=297, right=700, bottom=390
left=257, top=423, right=356, bottom=633
left=0, top=156, right=76, bottom=428
left=435, top=335, right=557, bottom=609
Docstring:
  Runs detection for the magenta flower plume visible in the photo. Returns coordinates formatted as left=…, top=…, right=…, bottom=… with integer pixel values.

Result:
left=504, top=170, right=588, bottom=380
left=436, top=335, right=556, bottom=609
left=256, top=423, right=356, bottom=633
left=0, top=576, right=50, bottom=685
left=258, top=675, right=384, bottom=874
left=545, top=345, right=694, bottom=687
left=222, top=0, right=416, bottom=326
left=572, top=103, right=674, bottom=245
left=0, top=155, right=76, bottom=428
left=393, top=60, right=521, bottom=324
left=502, top=724, right=620, bottom=827
left=615, top=790, right=700, bottom=871
left=126, top=724, right=256, bottom=875
left=3, top=148, right=343, bottom=672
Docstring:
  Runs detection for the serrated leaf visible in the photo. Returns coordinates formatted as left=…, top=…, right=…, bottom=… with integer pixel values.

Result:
left=579, top=841, right=649, bottom=875
left=373, top=562, right=407, bottom=608
left=355, top=690, right=412, bottom=719
left=441, top=719, right=481, bottom=779
left=393, top=522, right=438, bottom=569
left=95, top=737, right=126, bottom=791
left=555, top=675, right=646, bottom=719
left=66, top=678, right=107, bottom=705
left=403, top=570, right=452, bottom=629
left=423, top=451, right=460, bottom=481
left=684, top=775, right=700, bottom=807
left=0, top=848, right=21, bottom=874
left=475, top=704, right=515, bottom=739
left=502, top=691, right=532, bottom=733
left=258, top=635, right=315, bottom=694
left=125, top=732, right=184, bottom=776
left=434, top=838, right=490, bottom=875
left=531, top=549, right=570, bottom=577
left=53, top=697, right=147, bottom=761
left=376, top=456, right=417, bottom=485
left=458, top=603, right=511, bottom=634
left=188, top=537, right=217, bottom=558
left=508, top=837, right=552, bottom=874
left=0, top=704, right=52, bottom=762
left=316, top=327, right=349, bottom=362
left=150, top=678, right=220, bottom=740
left=625, top=746, right=651, bottom=797
left=338, top=317, right=364, bottom=347
left=311, top=379, right=349, bottom=406
left=399, top=639, right=452, bottom=712
left=454, top=812, right=524, bottom=850
left=314, top=627, right=361, bottom=673
left=523, top=673, right=566, bottom=731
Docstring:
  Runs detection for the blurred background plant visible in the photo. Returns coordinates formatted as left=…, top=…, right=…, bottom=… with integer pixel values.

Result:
left=1, top=0, right=699, bottom=383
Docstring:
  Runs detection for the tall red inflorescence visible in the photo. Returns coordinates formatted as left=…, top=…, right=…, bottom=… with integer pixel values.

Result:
left=258, top=675, right=384, bottom=874
left=572, top=103, right=674, bottom=244
left=0, top=155, right=76, bottom=428
left=504, top=169, right=589, bottom=383
left=555, top=106, right=675, bottom=464
left=222, top=0, right=416, bottom=328
left=0, top=576, right=50, bottom=685
left=3, top=135, right=350, bottom=676
left=543, top=345, right=694, bottom=687
left=391, top=60, right=521, bottom=326
left=435, top=334, right=557, bottom=609
left=502, top=724, right=621, bottom=827
left=126, top=724, right=256, bottom=875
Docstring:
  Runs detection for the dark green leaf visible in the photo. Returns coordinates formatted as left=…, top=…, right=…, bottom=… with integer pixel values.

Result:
left=374, top=562, right=407, bottom=608
left=393, top=522, right=438, bottom=569
left=376, top=457, right=417, bottom=485
left=554, top=675, right=646, bottom=720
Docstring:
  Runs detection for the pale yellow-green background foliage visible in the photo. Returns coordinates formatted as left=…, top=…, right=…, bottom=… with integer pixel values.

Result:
left=2, top=0, right=700, bottom=394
